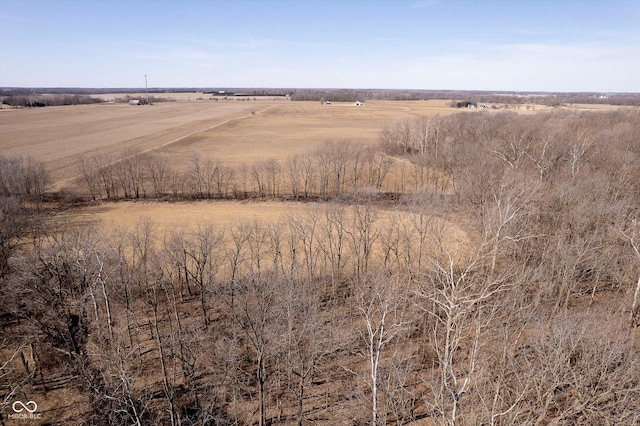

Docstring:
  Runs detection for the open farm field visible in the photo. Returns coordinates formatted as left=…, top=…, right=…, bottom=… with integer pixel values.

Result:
left=0, top=99, right=273, bottom=188
left=1, top=98, right=456, bottom=190
left=162, top=99, right=457, bottom=167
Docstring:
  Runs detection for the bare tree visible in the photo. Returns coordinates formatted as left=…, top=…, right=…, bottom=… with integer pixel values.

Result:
left=365, top=150, right=394, bottom=191
left=79, top=155, right=102, bottom=200
left=215, top=163, right=234, bottom=198
left=299, top=153, right=316, bottom=198
left=379, top=213, right=402, bottom=273
left=288, top=210, right=321, bottom=282
left=227, top=274, right=283, bottom=426
left=567, top=131, right=591, bottom=179
left=382, top=344, right=418, bottom=426
left=482, top=175, right=538, bottom=277
left=123, top=148, right=146, bottom=199
left=405, top=199, right=434, bottom=277
left=620, top=215, right=640, bottom=327
left=354, top=271, right=408, bottom=426
left=187, top=151, right=219, bottom=198
left=315, top=144, right=333, bottom=199
left=0, top=155, right=48, bottom=202
left=520, top=314, right=640, bottom=425
left=146, top=153, right=172, bottom=197
left=525, top=131, right=563, bottom=181
left=474, top=289, right=532, bottom=425
left=247, top=219, right=269, bottom=278
left=89, top=332, right=151, bottom=426
left=223, top=222, right=251, bottom=309
left=262, top=158, right=281, bottom=198
left=251, top=161, right=267, bottom=198
left=281, top=273, right=339, bottom=425
left=346, top=203, right=380, bottom=279
left=414, top=222, right=514, bottom=426
left=167, top=223, right=224, bottom=326
left=492, top=121, right=534, bottom=171
left=138, top=269, right=180, bottom=426
left=0, top=197, right=31, bottom=277
left=93, top=153, right=118, bottom=199
left=0, top=156, right=25, bottom=196
left=319, top=204, right=350, bottom=290
left=286, top=155, right=302, bottom=200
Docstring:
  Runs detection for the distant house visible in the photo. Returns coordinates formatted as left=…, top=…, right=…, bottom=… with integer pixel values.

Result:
left=128, top=99, right=141, bottom=106
left=454, top=101, right=476, bottom=109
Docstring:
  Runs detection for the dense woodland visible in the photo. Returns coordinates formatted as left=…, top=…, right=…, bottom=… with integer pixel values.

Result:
left=1, top=108, right=640, bottom=425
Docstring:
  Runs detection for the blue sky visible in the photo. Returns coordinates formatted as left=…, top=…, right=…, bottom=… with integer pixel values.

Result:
left=1, top=0, right=638, bottom=91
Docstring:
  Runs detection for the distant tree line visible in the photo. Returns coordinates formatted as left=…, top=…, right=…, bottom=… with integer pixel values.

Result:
left=4, top=87, right=639, bottom=105
left=1, top=93, right=104, bottom=107
left=112, top=95, right=176, bottom=104
left=78, top=143, right=398, bottom=202
left=288, top=88, right=640, bottom=106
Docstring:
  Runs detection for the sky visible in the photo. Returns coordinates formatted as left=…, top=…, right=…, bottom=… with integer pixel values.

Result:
left=1, top=0, right=639, bottom=92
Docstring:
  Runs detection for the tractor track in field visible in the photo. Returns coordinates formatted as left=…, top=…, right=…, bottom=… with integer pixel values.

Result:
left=52, top=104, right=278, bottom=191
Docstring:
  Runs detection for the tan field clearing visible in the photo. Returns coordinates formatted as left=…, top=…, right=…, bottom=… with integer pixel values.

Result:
left=67, top=199, right=470, bottom=263
left=70, top=200, right=311, bottom=229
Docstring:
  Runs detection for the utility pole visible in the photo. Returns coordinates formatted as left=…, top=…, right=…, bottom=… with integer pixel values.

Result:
left=145, top=74, right=149, bottom=105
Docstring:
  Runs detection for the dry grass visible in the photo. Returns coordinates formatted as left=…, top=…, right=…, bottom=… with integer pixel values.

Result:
left=66, top=200, right=470, bottom=272
left=69, top=200, right=310, bottom=229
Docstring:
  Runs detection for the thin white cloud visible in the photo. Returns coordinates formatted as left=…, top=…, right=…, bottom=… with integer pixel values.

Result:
left=404, top=41, right=640, bottom=91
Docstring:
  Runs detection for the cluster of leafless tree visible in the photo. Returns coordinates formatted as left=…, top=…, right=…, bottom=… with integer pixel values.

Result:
left=79, top=143, right=398, bottom=202
left=1, top=94, right=104, bottom=108
left=112, top=95, right=175, bottom=104
left=0, top=155, right=49, bottom=201
left=383, top=109, right=640, bottom=322
left=2, top=108, right=640, bottom=424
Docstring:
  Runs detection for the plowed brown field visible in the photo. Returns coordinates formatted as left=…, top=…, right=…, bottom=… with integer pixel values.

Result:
left=0, top=98, right=455, bottom=189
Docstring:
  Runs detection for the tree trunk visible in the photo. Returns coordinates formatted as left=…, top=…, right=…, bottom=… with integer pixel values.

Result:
left=258, top=353, right=266, bottom=426
left=631, top=276, right=640, bottom=328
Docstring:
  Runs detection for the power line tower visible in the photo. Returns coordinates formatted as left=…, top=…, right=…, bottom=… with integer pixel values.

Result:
left=144, top=74, right=149, bottom=105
